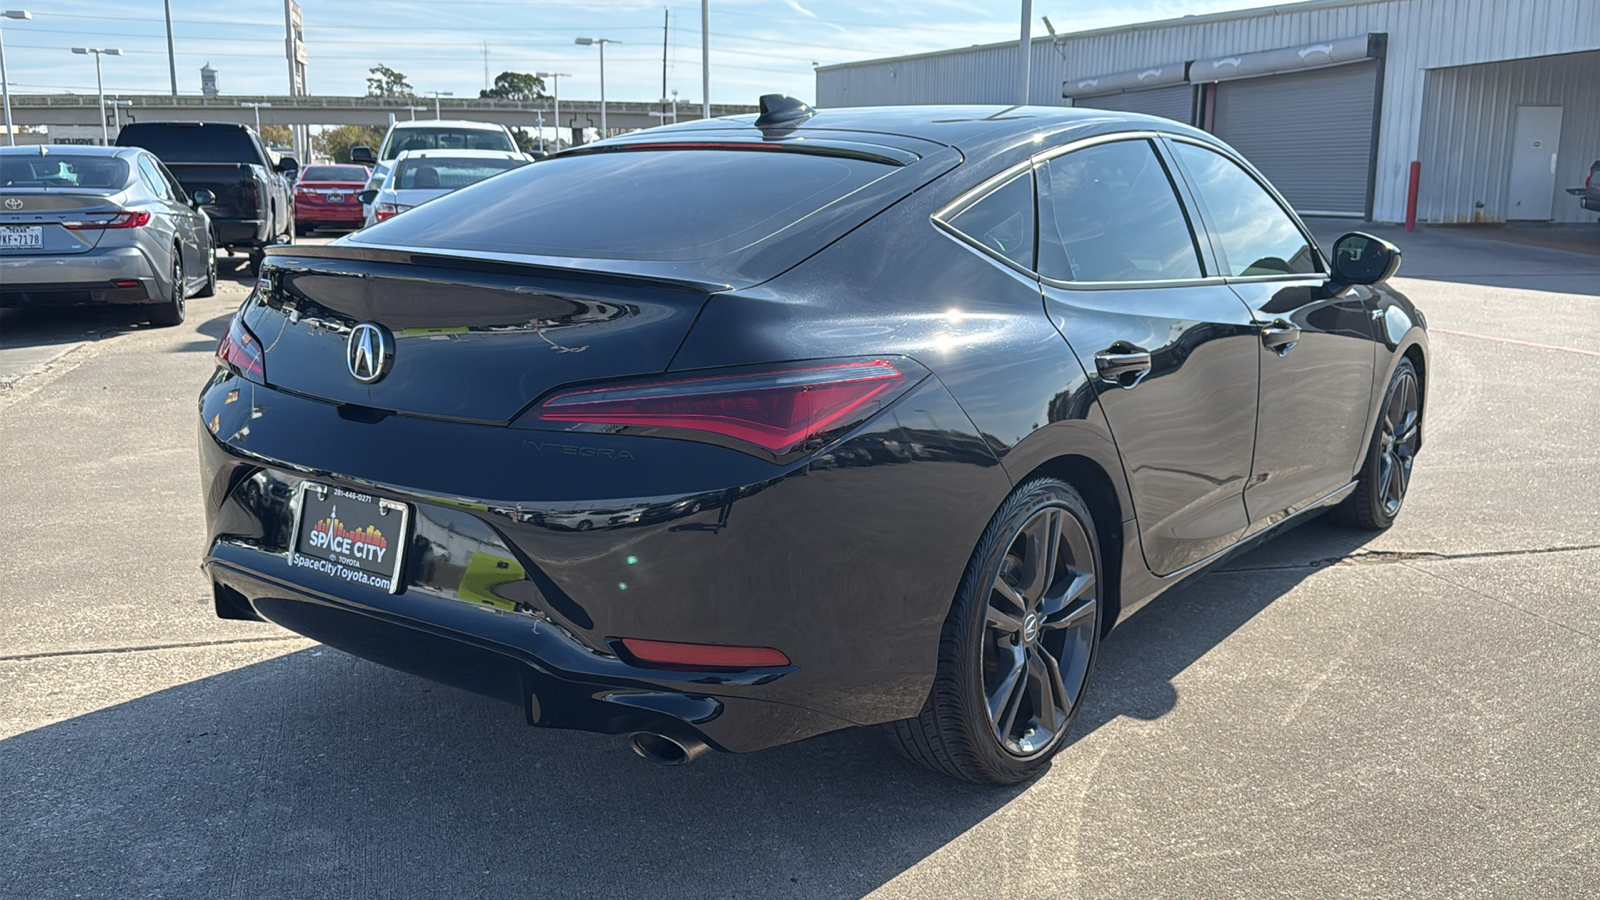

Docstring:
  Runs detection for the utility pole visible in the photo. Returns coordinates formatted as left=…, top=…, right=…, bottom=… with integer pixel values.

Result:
left=162, top=0, right=177, bottom=97
left=661, top=8, right=669, bottom=124
left=1016, top=0, right=1032, bottom=105
left=700, top=0, right=710, bottom=119
left=482, top=41, right=489, bottom=92
left=1, top=11, right=32, bottom=148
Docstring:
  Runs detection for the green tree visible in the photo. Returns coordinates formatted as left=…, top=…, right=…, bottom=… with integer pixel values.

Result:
left=313, top=124, right=387, bottom=164
left=259, top=124, right=293, bottom=147
left=479, top=71, right=548, bottom=101
left=366, top=64, right=413, bottom=97
left=509, top=127, right=537, bottom=154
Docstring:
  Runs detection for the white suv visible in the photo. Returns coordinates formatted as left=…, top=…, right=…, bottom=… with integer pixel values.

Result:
left=351, top=120, right=518, bottom=226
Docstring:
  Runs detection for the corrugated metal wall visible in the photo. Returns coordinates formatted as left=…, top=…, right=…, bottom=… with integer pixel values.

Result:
left=1418, top=50, right=1600, bottom=224
left=1075, top=86, right=1195, bottom=123
left=815, top=0, right=1600, bottom=222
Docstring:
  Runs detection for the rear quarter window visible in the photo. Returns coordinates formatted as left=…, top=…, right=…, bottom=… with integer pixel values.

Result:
left=353, top=149, right=899, bottom=261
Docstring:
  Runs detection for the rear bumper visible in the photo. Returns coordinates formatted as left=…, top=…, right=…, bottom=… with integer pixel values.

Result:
left=0, top=248, right=159, bottom=305
left=295, top=200, right=365, bottom=225
left=212, top=217, right=270, bottom=248
left=206, top=550, right=852, bottom=753
left=198, top=368, right=1011, bottom=752
left=1582, top=195, right=1600, bottom=213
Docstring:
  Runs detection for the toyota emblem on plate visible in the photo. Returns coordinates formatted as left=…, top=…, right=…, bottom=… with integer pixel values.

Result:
left=346, top=322, right=394, bottom=384
left=3, top=198, right=22, bottom=210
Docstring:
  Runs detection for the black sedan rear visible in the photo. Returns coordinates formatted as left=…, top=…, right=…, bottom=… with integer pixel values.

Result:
left=200, top=100, right=1427, bottom=783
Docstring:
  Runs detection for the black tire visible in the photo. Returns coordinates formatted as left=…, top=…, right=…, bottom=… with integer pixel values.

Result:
left=147, top=246, right=186, bottom=327
left=294, top=222, right=310, bottom=237
left=886, top=478, right=1103, bottom=784
left=193, top=245, right=217, bottom=298
left=1333, top=357, right=1421, bottom=530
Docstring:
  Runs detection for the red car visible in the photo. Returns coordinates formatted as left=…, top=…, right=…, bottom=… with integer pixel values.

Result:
left=292, top=164, right=371, bottom=235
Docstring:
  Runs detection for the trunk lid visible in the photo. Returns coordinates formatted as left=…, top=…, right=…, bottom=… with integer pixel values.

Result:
left=244, top=246, right=713, bottom=423
left=0, top=192, right=125, bottom=254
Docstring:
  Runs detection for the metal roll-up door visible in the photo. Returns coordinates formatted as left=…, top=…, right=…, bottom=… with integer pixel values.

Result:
left=1076, top=85, right=1195, bottom=124
left=1212, top=61, right=1378, bottom=217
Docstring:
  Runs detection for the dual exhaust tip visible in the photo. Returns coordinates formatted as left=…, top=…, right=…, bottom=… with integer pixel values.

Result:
left=628, top=731, right=712, bottom=766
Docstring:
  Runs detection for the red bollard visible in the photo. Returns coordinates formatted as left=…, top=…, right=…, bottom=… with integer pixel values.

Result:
left=1404, top=161, right=1420, bottom=231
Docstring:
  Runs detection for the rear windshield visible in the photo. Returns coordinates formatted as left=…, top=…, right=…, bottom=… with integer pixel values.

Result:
left=393, top=157, right=524, bottom=190
left=118, top=125, right=260, bottom=164
left=354, top=149, right=897, bottom=261
left=380, top=128, right=514, bottom=159
left=301, top=165, right=368, bottom=182
left=1, top=155, right=130, bottom=189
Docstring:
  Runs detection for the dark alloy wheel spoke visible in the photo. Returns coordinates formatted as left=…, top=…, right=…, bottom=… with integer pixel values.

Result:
left=981, top=502, right=1099, bottom=759
left=1377, top=371, right=1419, bottom=516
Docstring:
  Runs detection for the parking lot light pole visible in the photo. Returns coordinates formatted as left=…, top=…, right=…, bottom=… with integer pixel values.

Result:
left=2, top=10, right=33, bottom=147
left=574, top=37, right=618, bottom=137
left=536, top=71, right=569, bottom=150
left=72, top=47, right=123, bottom=146
left=240, top=101, right=270, bottom=134
left=426, top=90, right=452, bottom=120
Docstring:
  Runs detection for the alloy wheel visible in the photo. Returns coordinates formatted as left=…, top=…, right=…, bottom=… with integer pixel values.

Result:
left=1377, top=370, right=1420, bottom=517
left=982, top=505, right=1098, bottom=759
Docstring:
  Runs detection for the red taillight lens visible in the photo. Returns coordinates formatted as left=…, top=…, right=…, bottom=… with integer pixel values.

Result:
left=531, top=359, right=911, bottom=456
left=374, top=202, right=411, bottom=221
left=63, top=211, right=152, bottom=230
left=620, top=638, right=790, bottom=670
left=216, top=315, right=265, bottom=381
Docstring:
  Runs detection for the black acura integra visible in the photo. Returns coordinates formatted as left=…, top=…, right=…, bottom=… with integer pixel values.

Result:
left=200, top=98, right=1427, bottom=784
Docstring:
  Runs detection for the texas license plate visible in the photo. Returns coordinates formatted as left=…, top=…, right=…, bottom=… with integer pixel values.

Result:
left=327, top=192, right=345, bottom=203
left=288, top=483, right=409, bottom=593
left=0, top=226, right=43, bottom=249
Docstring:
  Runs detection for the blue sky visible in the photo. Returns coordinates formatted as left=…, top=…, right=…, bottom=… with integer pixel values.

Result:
left=4, top=0, right=1276, bottom=106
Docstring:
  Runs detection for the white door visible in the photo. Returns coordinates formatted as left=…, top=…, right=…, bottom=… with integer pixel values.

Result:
left=1507, top=106, right=1562, bottom=220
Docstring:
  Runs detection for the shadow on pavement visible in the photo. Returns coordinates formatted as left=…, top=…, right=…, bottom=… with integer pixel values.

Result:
left=0, top=305, right=146, bottom=352
left=0, top=518, right=1377, bottom=898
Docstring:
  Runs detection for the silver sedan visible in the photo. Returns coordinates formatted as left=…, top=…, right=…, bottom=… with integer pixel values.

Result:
left=1, top=145, right=216, bottom=326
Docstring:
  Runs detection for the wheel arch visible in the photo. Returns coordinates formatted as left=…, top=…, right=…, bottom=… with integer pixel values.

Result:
left=1014, top=453, right=1125, bottom=637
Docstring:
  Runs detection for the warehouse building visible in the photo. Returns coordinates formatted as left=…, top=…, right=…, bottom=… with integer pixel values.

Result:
left=815, top=0, right=1599, bottom=224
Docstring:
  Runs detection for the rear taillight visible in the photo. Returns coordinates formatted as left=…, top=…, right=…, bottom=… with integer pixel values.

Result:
left=216, top=315, right=265, bottom=382
left=528, top=358, right=916, bottom=457
left=62, top=211, right=151, bottom=230
left=374, top=202, right=412, bottom=221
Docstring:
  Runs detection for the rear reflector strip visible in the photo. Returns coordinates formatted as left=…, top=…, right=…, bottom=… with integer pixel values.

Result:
left=620, top=638, right=790, bottom=669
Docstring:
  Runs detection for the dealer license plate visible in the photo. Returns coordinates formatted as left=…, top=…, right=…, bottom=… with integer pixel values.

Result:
left=0, top=226, right=43, bottom=249
left=327, top=192, right=345, bottom=203
left=289, top=483, right=409, bottom=593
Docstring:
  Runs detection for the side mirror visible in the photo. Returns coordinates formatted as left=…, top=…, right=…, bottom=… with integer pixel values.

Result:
left=1330, top=232, right=1401, bottom=286
left=275, top=156, right=300, bottom=174
left=350, top=146, right=377, bottom=166
left=190, top=189, right=216, bottom=207
left=356, top=189, right=379, bottom=205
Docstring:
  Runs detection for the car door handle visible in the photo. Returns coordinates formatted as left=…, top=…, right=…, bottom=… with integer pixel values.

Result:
left=1260, top=319, right=1301, bottom=356
left=1094, top=343, right=1153, bottom=389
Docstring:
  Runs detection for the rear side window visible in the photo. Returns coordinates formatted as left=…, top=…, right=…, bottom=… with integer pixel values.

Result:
left=1171, top=142, right=1318, bottom=277
left=393, top=157, right=524, bottom=190
left=118, top=125, right=261, bottom=165
left=1037, top=139, right=1203, bottom=283
left=940, top=170, right=1035, bottom=270
left=1, top=155, right=129, bottom=189
left=354, top=149, right=898, bottom=261
left=137, top=156, right=172, bottom=200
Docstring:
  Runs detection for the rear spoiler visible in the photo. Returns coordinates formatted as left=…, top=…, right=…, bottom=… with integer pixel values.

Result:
left=262, top=242, right=731, bottom=295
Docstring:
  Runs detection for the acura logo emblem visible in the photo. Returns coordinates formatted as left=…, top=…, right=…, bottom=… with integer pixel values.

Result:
left=3, top=198, right=22, bottom=210
left=346, top=322, right=393, bottom=384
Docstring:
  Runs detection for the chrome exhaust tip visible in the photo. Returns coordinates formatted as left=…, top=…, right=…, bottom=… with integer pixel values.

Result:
left=628, top=731, right=712, bottom=766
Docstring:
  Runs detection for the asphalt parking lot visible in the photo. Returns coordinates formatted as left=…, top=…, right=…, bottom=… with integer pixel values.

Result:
left=2, top=223, right=1597, bottom=898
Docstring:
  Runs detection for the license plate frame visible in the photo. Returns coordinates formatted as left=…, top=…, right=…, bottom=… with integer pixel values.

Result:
left=327, top=192, right=345, bottom=204
left=287, top=483, right=410, bottom=594
left=0, top=225, right=43, bottom=249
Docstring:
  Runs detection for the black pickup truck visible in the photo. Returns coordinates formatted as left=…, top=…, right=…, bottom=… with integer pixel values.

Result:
left=1571, top=159, right=1600, bottom=219
left=117, top=122, right=296, bottom=268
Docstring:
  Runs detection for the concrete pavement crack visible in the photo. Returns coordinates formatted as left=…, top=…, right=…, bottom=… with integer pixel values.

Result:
left=0, top=635, right=308, bottom=663
left=1218, top=543, right=1600, bottom=574
left=1398, top=560, right=1598, bottom=646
